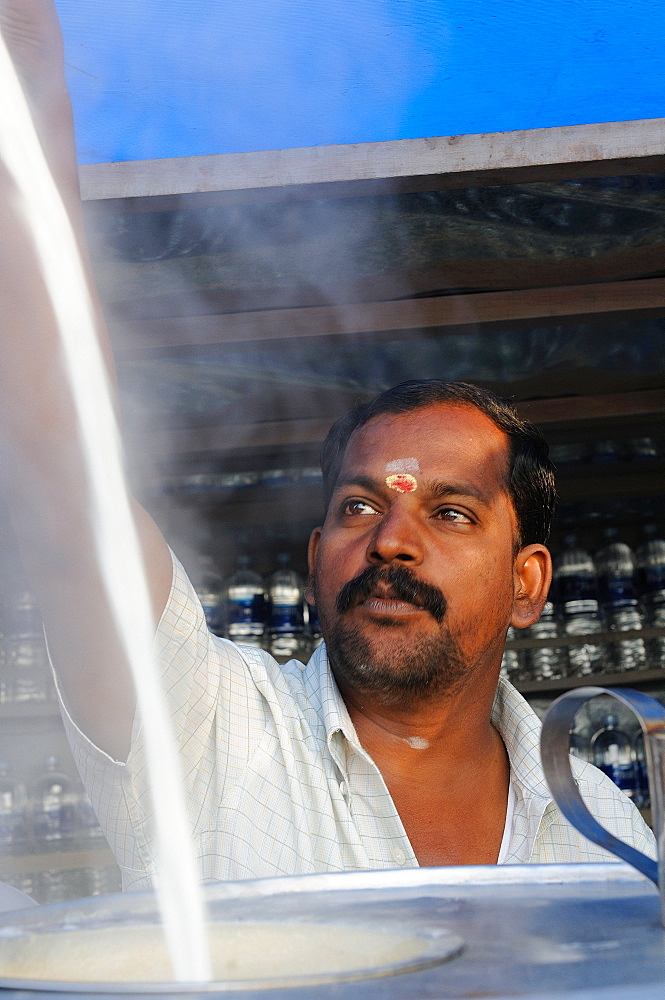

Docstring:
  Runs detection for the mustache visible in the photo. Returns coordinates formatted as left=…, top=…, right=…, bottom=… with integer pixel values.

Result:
left=335, top=564, right=447, bottom=622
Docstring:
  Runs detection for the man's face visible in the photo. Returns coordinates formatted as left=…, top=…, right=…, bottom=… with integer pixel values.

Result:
left=308, top=403, right=522, bottom=704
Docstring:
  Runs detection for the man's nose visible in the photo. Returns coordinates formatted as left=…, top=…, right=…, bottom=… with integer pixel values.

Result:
left=365, top=505, right=424, bottom=565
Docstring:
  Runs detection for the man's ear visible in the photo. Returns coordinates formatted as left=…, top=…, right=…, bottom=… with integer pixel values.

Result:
left=305, top=526, right=322, bottom=605
left=511, top=543, right=552, bottom=629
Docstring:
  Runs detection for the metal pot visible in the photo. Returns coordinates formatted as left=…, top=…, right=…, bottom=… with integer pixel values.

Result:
left=0, top=863, right=661, bottom=999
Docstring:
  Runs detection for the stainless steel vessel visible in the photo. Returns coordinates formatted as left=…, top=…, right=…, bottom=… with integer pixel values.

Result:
left=541, top=686, right=665, bottom=923
left=0, top=863, right=661, bottom=999
left=0, top=686, right=663, bottom=998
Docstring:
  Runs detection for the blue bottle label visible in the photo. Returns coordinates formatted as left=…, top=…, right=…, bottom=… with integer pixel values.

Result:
left=599, top=763, right=637, bottom=796
left=270, top=605, right=304, bottom=634
left=228, top=596, right=266, bottom=626
left=34, top=803, right=77, bottom=839
left=599, top=576, right=637, bottom=608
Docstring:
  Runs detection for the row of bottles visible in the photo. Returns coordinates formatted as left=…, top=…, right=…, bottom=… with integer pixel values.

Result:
left=549, top=435, right=662, bottom=466
left=570, top=711, right=652, bottom=811
left=158, top=433, right=663, bottom=500
left=0, top=756, right=104, bottom=852
left=161, top=464, right=323, bottom=499
left=503, top=524, right=665, bottom=683
left=0, top=590, right=55, bottom=705
left=195, top=553, right=322, bottom=660
left=5, top=863, right=121, bottom=906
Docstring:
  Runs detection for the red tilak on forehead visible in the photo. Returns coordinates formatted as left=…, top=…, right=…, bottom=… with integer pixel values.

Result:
left=386, top=473, right=418, bottom=493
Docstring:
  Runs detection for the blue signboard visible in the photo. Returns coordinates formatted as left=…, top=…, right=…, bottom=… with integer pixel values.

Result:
left=55, top=0, right=665, bottom=165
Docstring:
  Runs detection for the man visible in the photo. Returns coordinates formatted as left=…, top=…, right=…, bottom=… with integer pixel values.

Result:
left=0, top=0, right=654, bottom=891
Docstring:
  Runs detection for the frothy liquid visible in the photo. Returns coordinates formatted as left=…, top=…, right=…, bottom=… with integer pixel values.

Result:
left=0, top=25, right=210, bottom=981
left=0, top=922, right=433, bottom=985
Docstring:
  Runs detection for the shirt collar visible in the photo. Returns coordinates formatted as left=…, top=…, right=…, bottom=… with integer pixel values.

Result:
left=304, top=642, right=363, bottom=776
left=307, top=645, right=552, bottom=804
left=491, top=675, right=552, bottom=803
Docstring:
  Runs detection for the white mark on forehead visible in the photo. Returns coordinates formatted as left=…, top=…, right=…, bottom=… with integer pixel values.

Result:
left=385, top=458, right=421, bottom=474
left=404, top=736, right=429, bottom=750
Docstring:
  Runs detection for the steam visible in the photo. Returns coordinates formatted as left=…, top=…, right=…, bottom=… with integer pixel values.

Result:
left=0, top=26, right=210, bottom=983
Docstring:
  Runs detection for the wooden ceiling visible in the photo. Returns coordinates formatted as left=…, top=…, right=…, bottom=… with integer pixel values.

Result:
left=80, top=172, right=665, bottom=485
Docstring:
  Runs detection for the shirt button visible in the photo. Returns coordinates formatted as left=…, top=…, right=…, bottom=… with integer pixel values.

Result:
left=392, top=848, right=406, bottom=866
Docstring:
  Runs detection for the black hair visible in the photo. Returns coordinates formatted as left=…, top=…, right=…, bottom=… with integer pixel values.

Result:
left=320, top=380, right=557, bottom=547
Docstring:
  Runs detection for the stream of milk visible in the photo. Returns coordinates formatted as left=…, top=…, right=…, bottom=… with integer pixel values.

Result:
left=0, top=27, right=211, bottom=982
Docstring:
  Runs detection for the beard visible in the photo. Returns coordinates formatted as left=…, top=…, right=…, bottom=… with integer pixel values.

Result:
left=316, top=564, right=470, bottom=705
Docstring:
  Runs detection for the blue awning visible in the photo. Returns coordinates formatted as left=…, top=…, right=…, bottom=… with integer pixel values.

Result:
left=55, top=0, right=665, bottom=165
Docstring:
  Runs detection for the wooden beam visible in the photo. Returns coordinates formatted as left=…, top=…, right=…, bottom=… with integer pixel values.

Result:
left=519, top=389, right=665, bottom=425
left=80, top=118, right=665, bottom=209
left=133, top=389, right=664, bottom=459
left=145, top=418, right=335, bottom=457
left=111, top=277, right=665, bottom=352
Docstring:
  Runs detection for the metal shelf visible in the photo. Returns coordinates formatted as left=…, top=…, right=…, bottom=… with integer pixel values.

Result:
left=0, top=702, right=61, bottom=721
left=0, top=845, right=116, bottom=878
left=516, top=667, right=665, bottom=696
left=506, top=625, right=665, bottom=651
left=147, top=459, right=665, bottom=523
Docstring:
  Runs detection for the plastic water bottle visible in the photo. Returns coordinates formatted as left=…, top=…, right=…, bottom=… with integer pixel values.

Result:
left=524, top=601, right=564, bottom=681
left=595, top=530, right=646, bottom=672
left=30, top=757, right=77, bottom=845
left=0, top=763, right=26, bottom=849
left=591, top=714, right=638, bottom=801
left=224, top=554, right=267, bottom=648
left=5, top=590, right=49, bottom=703
left=636, top=524, right=665, bottom=669
left=194, top=557, right=225, bottom=636
left=268, top=554, right=307, bottom=660
left=592, top=440, right=623, bottom=463
left=629, top=437, right=659, bottom=460
left=554, top=536, right=605, bottom=676
left=11, top=587, right=42, bottom=638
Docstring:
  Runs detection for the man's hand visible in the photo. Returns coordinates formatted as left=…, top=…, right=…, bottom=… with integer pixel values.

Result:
left=0, top=0, right=173, bottom=760
left=0, top=0, right=65, bottom=92
left=0, top=0, right=78, bottom=199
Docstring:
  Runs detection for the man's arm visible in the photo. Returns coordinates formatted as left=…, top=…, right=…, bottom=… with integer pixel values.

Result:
left=0, top=0, right=173, bottom=760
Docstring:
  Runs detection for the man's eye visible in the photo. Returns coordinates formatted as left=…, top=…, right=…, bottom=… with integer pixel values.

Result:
left=342, top=499, right=378, bottom=516
left=436, top=507, right=472, bottom=523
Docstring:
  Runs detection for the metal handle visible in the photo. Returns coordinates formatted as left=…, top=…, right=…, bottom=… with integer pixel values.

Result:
left=540, top=686, right=665, bottom=886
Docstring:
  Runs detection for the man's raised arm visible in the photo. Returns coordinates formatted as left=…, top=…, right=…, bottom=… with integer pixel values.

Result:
left=0, top=0, right=173, bottom=760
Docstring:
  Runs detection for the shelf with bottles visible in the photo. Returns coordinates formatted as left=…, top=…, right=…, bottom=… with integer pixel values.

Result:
left=144, top=451, right=665, bottom=529
left=0, top=578, right=61, bottom=719
left=515, top=665, right=665, bottom=696
left=194, top=548, right=322, bottom=663
left=486, top=626, right=665, bottom=696
left=548, top=432, right=665, bottom=500
left=0, top=844, right=115, bottom=878
left=0, top=753, right=120, bottom=904
left=546, top=690, right=657, bottom=824
left=0, top=855, right=121, bottom=906
left=502, top=519, right=665, bottom=691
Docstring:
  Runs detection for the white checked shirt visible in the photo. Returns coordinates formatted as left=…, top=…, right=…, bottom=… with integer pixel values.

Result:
left=58, top=552, right=656, bottom=892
